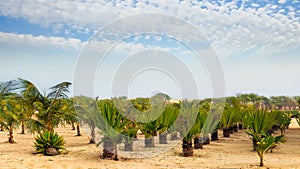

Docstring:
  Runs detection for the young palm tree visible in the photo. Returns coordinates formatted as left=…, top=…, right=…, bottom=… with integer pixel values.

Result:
left=220, top=104, right=236, bottom=137
left=133, top=96, right=166, bottom=148
left=193, top=109, right=208, bottom=149
left=166, top=102, right=181, bottom=140
left=96, top=99, right=129, bottom=160
left=256, top=134, right=285, bottom=167
left=157, top=102, right=180, bottom=144
left=274, top=110, right=291, bottom=135
left=177, top=99, right=200, bottom=157
left=122, top=123, right=138, bottom=151
left=243, top=108, right=277, bottom=151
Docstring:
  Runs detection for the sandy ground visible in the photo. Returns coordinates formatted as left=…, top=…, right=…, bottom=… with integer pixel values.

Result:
left=1, top=119, right=300, bottom=169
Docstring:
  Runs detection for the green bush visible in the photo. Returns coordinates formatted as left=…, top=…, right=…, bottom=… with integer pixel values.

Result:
left=34, top=131, right=65, bottom=156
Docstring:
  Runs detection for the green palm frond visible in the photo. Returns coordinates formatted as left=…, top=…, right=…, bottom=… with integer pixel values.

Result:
left=243, top=108, right=275, bottom=141
left=0, top=80, right=19, bottom=97
left=177, top=99, right=201, bottom=141
left=34, top=131, right=65, bottom=155
left=47, top=82, right=71, bottom=99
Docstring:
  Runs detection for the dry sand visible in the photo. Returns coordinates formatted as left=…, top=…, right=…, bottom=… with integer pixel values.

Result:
left=1, top=119, right=300, bottom=169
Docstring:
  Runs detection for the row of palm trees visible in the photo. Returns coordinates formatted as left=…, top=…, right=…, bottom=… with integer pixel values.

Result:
left=0, top=78, right=298, bottom=166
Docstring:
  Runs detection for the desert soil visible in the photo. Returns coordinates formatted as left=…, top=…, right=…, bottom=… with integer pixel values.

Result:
left=0, top=119, right=299, bottom=169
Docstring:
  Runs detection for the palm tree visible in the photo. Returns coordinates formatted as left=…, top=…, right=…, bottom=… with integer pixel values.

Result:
left=166, top=102, right=181, bottom=140
left=273, top=110, right=291, bottom=135
left=243, top=108, right=277, bottom=151
left=0, top=94, right=23, bottom=143
left=137, top=96, right=166, bottom=148
left=193, top=109, right=208, bottom=149
left=0, top=80, right=20, bottom=139
left=73, top=96, right=97, bottom=143
left=177, top=99, right=200, bottom=157
left=64, top=98, right=81, bottom=136
left=220, top=104, right=237, bottom=137
left=256, top=134, right=285, bottom=167
left=96, top=99, right=128, bottom=160
left=157, top=102, right=180, bottom=144
left=121, top=122, right=138, bottom=151
left=18, top=78, right=72, bottom=133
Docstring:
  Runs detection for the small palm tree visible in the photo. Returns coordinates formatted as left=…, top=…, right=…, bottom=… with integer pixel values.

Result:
left=243, top=108, right=276, bottom=151
left=96, top=99, right=129, bottom=161
left=177, top=99, right=200, bottom=157
left=220, top=104, right=237, bottom=137
left=34, top=131, right=65, bottom=156
left=256, top=134, right=285, bottom=167
left=121, top=124, right=138, bottom=151
left=136, top=96, right=166, bottom=148
left=274, top=110, right=291, bottom=135
left=157, top=102, right=180, bottom=144
left=193, top=109, right=208, bottom=149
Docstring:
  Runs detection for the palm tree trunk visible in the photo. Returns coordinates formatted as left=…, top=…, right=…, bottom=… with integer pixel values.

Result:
left=71, top=122, right=75, bottom=130
left=211, top=130, right=218, bottom=141
left=89, top=125, right=95, bottom=144
left=203, top=135, right=210, bottom=145
left=8, top=126, right=14, bottom=143
left=259, top=153, right=264, bottom=166
left=193, top=137, right=203, bottom=149
left=46, top=111, right=53, bottom=132
left=145, top=136, right=155, bottom=148
left=21, top=122, right=25, bottom=134
left=223, top=128, right=230, bottom=137
left=76, top=123, right=81, bottom=136
left=159, top=133, right=168, bottom=144
left=124, top=142, right=133, bottom=151
left=182, top=140, right=193, bottom=157
left=113, top=144, right=119, bottom=161
left=102, top=137, right=114, bottom=159
left=171, top=132, right=179, bottom=140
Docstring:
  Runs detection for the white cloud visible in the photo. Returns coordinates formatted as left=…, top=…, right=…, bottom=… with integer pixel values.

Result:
left=0, top=32, right=83, bottom=50
left=2, top=0, right=300, bottom=97
left=278, top=0, right=287, bottom=4
left=0, top=0, right=300, bottom=67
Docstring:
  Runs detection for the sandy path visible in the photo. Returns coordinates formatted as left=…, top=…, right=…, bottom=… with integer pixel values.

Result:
left=0, top=119, right=299, bottom=169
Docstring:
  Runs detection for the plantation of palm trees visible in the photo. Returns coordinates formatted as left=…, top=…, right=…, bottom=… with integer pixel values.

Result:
left=1, top=79, right=300, bottom=168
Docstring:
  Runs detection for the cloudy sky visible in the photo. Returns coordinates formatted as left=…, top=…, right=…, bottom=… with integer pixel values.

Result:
left=0, top=0, right=299, bottom=99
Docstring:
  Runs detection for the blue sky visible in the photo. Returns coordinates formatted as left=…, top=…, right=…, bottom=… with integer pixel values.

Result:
left=0, top=0, right=299, bottom=99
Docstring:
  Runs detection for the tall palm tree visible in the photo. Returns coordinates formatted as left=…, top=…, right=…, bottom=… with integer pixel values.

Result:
left=63, top=98, right=81, bottom=136
left=0, top=94, right=23, bottom=143
left=18, top=78, right=72, bottom=133
left=0, top=80, right=22, bottom=143
left=74, top=96, right=97, bottom=143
